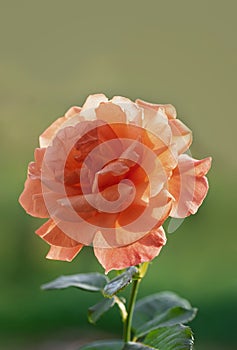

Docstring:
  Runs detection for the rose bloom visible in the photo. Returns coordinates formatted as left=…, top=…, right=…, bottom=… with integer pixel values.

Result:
left=19, top=94, right=211, bottom=272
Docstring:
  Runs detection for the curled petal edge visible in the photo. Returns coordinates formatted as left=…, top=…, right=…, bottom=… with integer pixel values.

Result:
left=169, top=155, right=212, bottom=218
left=94, top=227, right=166, bottom=273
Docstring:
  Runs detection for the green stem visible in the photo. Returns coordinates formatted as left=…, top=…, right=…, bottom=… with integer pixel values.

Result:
left=123, top=262, right=150, bottom=342
left=123, top=277, right=141, bottom=342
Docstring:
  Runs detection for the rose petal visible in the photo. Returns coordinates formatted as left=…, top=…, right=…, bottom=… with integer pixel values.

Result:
left=111, top=96, right=143, bottom=125
left=65, top=106, right=82, bottom=119
left=40, top=116, right=67, bottom=148
left=19, top=178, right=49, bottom=218
left=168, top=118, right=192, bottom=154
left=46, top=244, right=83, bottom=262
left=94, top=227, right=166, bottom=273
left=95, top=159, right=131, bottom=190
left=136, top=99, right=177, bottom=119
left=169, top=155, right=212, bottom=218
left=95, top=188, right=172, bottom=249
left=39, top=107, right=82, bottom=148
left=117, top=188, right=172, bottom=235
left=96, top=102, right=127, bottom=123
left=142, top=107, right=172, bottom=146
left=36, top=219, right=80, bottom=247
left=19, top=148, right=48, bottom=218
left=137, top=99, right=192, bottom=155
left=82, top=94, right=108, bottom=110
left=139, top=145, right=176, bottom=197
left=80, top=94, right=108, bottom=120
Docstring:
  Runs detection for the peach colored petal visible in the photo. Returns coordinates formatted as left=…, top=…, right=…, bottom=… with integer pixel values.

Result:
left=46, top=244, right=83, bottom=262
left=139, top=143, right=177, bottom=196
left=36, top=219, right=80, bottom=247
left=40, top=116, right=67, bottom=148
left=169, top=155, right=212, bottom=218
left=80, top=94, right=108, bottom=120
left=142, top=106, right=172, bottom=146
left=47, top=218, right=97, bottom=246
left=57, top=194, right=94, bottom=213
left=93, top=188, right=172, bottom=249
left=61, top=182, right=135, bottom=216
left=111, top=96, right=143, bottom=125
left=19, top=148, right=48, bottom=218
left=117, top=188, right=172, bottom=235
left=108, top=123, right=177, bottom=173
left=39, top=106, right=82, bottom=148
left=54, top=211, right=117, bottom=247
left=94, top=227, right=166, bottom=273
left=41, top=121, right=103, bottom=191
left=33, top=147, right=46, bottom=169
left=53, top=186, right=171, bottom=250
left=82, top=94, right=108, bottom=110
left=168, top=118, right=192, bottom=154
left=95, top=159, right=131, bottom=190
left=136, top=98, right=192, bottom=154
left=96, top=102, right=126, bottom=123
left=26, top=148, right=46, bottom=180
left=65, top=106, right=82, bottom=119
left=19, top=178, right=49, bottom=218
left=136, top=98, right=177, bottom=119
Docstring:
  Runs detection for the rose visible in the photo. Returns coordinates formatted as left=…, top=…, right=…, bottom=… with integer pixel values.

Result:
left=19, top=94, right=211, bottom=273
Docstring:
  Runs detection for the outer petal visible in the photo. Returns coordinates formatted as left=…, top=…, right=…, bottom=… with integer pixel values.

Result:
left=142, top=106, right=172, bottom=146
left=46, top=245, right=83, bottom=262
left=39, top=106, right=82, bottom=148
left=168, top=118, right=192, bottom=154
left=80, top=94, right=108, bottom=120
left=136, top=98, right=177, bottom=119
left=19, top=178, right=48, bottom=218
left=168, top=155, right=212, bottom=218
left=96, top=102, right=126, bottom=123
left=111, top=96, right=143, bottom=125
left=136, top=98, right=192, bottom=154
left=36, top=219, right=81, bottom=247
left=19, top=148, right=48, bottom=218
left=82, top=94, right=108, bottom=110
left=94, top=227, right=166, bottom=273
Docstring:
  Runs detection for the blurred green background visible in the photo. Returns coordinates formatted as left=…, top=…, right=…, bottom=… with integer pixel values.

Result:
left=0, top=0, right=236, bottom=349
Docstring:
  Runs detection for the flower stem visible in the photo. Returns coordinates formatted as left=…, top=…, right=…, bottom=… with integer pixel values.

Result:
left=123, top=262, right=150, bottom=342
left=123, top=277, right=141, bottom=342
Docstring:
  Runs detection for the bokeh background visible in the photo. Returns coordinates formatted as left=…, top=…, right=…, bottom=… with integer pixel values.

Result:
left=0, top=0, right=236, bottom=349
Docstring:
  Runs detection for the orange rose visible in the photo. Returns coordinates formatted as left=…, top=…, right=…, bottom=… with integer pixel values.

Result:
left=19, top=94, right=211, bottom=272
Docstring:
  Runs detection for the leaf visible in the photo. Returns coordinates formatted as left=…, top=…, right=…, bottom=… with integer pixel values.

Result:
left=103, top=266, right=139, bottom=297
left=79, top=325, right=194, bottom=350
left=133, top=292, right=197, bottom=337
left=144, top=324, right=194, bottom=350
left=133, top=292, right=192, bottom=327
left=80, top=340, right=124, bottom=350
left=135, top=306, right=197, bottom=338
left=41, top=273, right=109, bottom=292
left=88, top=297, right=116, bottom=324
left=123, top=342, right=156, bottom=349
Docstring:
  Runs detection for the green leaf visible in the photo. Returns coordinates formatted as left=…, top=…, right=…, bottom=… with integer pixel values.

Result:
left=135, top=306, right=197, bottom=338
left=41, top=273, right=109, bottom=292
left=103, top=266, right=139, bottom=297
left=123, top=342, right=156, bottom=349
left=133, top=292, right=197, bottom=337
left=80, top=340, right=124, bottom=350
left=79, top=325, right=194, bottom=350
left=88, top=297, right=116, bottom=324
left=144, top=324, right=194, bottom=350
